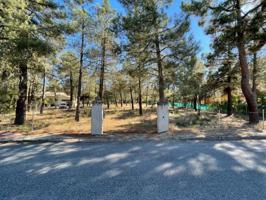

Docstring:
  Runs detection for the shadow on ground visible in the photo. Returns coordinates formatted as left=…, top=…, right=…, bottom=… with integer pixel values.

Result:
left=0, top=140, right=265, bottom=199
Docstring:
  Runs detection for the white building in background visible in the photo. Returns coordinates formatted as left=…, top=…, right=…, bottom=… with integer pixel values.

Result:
left=43, top=92, right=71, bottom=107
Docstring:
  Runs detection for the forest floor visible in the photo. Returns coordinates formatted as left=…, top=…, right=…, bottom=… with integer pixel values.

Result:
left=0, top=105, right=265, bottom=141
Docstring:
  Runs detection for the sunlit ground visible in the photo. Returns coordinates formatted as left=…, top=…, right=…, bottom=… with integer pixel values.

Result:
left=0, top=104, right=264, bottom=138
left=0, top=105, right=157, bottom=135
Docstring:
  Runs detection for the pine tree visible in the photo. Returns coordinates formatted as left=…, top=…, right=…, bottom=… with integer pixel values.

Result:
left=118, top=0, right=192, bottom=104
left=95, top=0, right=117, bottom=101
left=182, top=0, right=266, bottom=123
left=58, top=52, right=79, bottom=110
left=1, top=0, right=66, bottom=125
left=68, top=0, right=93, bottom=121
left=207, top=49, right=239, bottom=116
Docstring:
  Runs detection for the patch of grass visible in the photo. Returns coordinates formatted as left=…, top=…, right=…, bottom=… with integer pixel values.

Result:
left=0, top=105, right=157, bottom=135
left=173, top=112, right=217, bottom=128
left=1, top=106, right=261, bottom=137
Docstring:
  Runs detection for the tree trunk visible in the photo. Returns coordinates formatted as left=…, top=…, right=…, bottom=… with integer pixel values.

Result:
left=172, top=95, right=175, bottom=109
left=106, top=93, right=110, bottom=109
left=238, top=44, right=259, bottom=123
left=252, top=52, right=257, bottom=101
left=75, top=22, right=85, bottom=122
left=145, top=85, right=149, bottom=107
left=155, top=34, right=166, bottom=103
left=130, top=86, right=134, bottom=110
left=120, top=90, right=123, bottom=107
left=99, top=37, right=106, bottom=100
left=138, top=65, right=143, bottom=115
left=114, top=93, right=118, bottom=107
left=226, top=86, right=232, bottom=116
left=27, top=81, right=32, bottom=112
left=69, top=69, right=73, bottom=109
left=54, top=88, right=57, bottom=108
left=14, top=63, right=27, bottom=125
left=197, top=97, right=201, bottom=116
left=40, top=69, right=46, bottom=114
left=193, top=96, right=197, bottom=111
left=236, top=0, right=259, bottom=124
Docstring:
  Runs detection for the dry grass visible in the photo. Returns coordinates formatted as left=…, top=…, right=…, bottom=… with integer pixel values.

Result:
left=168, top=109, right=265, bottom=138
left=0, top=104, right=157, bottom=136
left=0, top=105, right=264, bottom=139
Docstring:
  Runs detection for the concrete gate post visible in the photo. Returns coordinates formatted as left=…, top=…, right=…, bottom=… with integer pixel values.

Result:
left=91, top=98, right=103, bottom=135
left=157, top=102, right=169, bottom=133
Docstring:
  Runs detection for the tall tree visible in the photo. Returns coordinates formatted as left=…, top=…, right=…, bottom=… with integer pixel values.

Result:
left=182, top=0, right=266, bottom=123
left=207, top=49, right=239, bottom=116
left=118, top=0, right=191, bottom=104
left=58, top=52, right=79, bottom=109
left=123, top=59, right=147, bottom=115
left=0, top=0, right=65, bottom=125
left=166, top=34, right=199, bottom=109
left=69, top=0, right=93, bottom=121
left=95, top=0, right=116, bottom=101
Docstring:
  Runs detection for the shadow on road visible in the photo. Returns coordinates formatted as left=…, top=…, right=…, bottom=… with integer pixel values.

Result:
left=0, top=140, right=266, bottom=199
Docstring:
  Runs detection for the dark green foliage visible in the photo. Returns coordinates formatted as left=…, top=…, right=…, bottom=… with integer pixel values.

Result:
left=182, top=0, right=265, bottom=123
left=118, top=0, right=197, bottom=103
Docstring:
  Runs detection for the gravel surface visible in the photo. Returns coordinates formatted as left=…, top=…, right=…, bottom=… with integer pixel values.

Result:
left=0, top=139, right=266, bottom=200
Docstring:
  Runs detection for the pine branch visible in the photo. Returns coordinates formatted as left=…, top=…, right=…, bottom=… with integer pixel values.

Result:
left=242, top=2, right=263, bottom=19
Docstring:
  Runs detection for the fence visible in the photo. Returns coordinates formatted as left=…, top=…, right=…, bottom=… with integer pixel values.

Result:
left=169, top=102, right=209, bottom=110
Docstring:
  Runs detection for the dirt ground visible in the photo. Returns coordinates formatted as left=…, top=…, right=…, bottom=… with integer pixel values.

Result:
left=169, top=109, right=265, bottom=138
left=0, top=105, right=265, bottom=138
left=0, top=105, right=157, bottom=135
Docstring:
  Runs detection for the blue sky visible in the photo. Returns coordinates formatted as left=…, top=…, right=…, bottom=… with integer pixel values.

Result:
left=94, top=0, right=212, bottom=55
left=59, top=0, right=212, bottom=55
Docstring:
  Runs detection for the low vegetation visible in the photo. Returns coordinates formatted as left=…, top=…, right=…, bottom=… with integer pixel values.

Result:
left=0, top=105, right=263, bottom=139
left=0, top=0, right=265, bottom=136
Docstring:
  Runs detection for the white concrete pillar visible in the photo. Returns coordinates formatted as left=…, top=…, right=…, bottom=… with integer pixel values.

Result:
left=157, top=103, right=169, bottom=133
left=91, top=102, right=103, bottom=135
